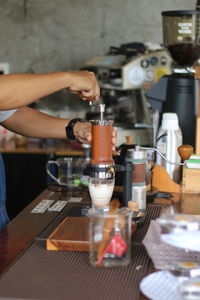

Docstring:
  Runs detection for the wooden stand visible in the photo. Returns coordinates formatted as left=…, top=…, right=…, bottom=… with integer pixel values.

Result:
left=151, top=165, right=181, bottom=193
left=46, top=199, right=121, bottom=252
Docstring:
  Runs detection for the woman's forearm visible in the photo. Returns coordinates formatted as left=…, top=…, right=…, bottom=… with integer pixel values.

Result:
left=2, top=107, right=116, bottom=147
left=0, top=71, right=99, bottom=110
left=0, top=73, right=70, bottom=109
left=2, top=107, right=68, bottom=139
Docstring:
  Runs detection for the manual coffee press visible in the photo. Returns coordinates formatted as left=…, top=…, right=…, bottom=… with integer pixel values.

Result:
left=87, top=104, right=115, bottom=208
left=87, top=104, right=133, bottom=208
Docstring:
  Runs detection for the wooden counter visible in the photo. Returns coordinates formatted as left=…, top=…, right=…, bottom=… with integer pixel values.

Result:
left=0, top=188, right=200, bottom=300
left=0, top=139, right=84, bottom=155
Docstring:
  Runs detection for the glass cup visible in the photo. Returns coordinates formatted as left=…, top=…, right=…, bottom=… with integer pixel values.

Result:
left=46, top=157, right=84, bottom=189
left=156, top=213, right=200, bottom=251
left=165, top=260, right=200, bottom=281
left=177, top=277, right=200, bottom=300
left=88, top=207, right=132, bottom=267
left=88, top=177, right=115, bottom=209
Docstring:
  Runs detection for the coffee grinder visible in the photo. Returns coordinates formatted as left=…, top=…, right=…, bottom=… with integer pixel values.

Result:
left=146, top=9, right=200, bottom=147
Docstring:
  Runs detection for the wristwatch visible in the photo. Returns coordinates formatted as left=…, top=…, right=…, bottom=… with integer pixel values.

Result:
left=65, top=118, right=85, bottom=141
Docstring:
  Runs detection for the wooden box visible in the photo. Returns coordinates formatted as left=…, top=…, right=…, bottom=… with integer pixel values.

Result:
left=181, top=193, right=200, bottom=214
left=182, top=167, right=200, bottom=193
left=195, top=117, right=200, bottom=154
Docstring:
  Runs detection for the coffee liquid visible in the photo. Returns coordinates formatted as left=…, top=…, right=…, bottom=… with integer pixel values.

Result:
left=91, top=124, right=114, bottom=165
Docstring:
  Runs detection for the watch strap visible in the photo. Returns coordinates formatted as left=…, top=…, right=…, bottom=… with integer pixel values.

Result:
left=65, top=118, right=85, bottom=141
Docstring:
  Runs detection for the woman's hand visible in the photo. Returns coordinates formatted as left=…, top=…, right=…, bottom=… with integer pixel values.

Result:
left=74, top=121, right=117, bottom=150
left=67, top=71, right=100, bottom=102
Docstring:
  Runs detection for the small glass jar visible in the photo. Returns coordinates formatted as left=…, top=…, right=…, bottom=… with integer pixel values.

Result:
left=166, top=260, right=200, bottom=280
left=88, top=207, right=132, bottom=267
left=156, top=213, right=200, bottom=251
left=177, top=277, right=200, bottom=300
left=157, top=214, right=200, bottom=233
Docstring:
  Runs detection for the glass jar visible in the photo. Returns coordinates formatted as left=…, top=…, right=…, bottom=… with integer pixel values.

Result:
left=166, top=260, right=200, bottom=280
left=157, top=213, right=200, bottom=251
left=178, top=277, right=200, bottom=300
left=88, top=207, right=132, bottom=267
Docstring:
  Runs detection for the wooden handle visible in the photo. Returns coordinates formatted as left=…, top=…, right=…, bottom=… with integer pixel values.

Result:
left=195, top=66, right=200, bottom=79
left=97, top=199, right=120, bottom=261
left=125, top=136, right=134, bottom=145
left=109, top=198, right=121, bottom=212
left=178, top=144, right=193, bottom=160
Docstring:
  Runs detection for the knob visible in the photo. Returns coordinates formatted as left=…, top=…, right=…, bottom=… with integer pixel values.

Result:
left=178, top=144, right=193, bottom=161
left=125, top=136, right=134, bottom=145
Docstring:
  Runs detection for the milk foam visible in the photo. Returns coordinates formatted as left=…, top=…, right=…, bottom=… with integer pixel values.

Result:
left=89, top=182, right=114, bottom=207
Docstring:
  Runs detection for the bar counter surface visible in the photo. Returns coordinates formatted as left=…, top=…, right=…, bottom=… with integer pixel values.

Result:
left=1, top=139, right=85, bottom=220
left=0, top=139, right=84, bottom=156
left=0, top=187, right=199, bottom=300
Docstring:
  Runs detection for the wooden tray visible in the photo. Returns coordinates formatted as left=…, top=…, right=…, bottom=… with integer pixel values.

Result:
left=46, top=198, right=137, bottom=252
left=46, top=217, right=89, bottom=252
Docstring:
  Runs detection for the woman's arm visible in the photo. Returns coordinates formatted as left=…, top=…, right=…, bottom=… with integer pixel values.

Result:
left=0, top=71, right=100, bottom=110
left=1, top=107, right=92, bottom=144
left=2, top=107, right=117, bottom=147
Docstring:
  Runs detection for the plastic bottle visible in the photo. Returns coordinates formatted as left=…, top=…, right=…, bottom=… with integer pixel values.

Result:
left=156, top=112, right=183, bottom=183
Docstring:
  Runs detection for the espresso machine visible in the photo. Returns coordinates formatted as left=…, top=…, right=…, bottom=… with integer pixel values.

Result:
left=82, top=43, right=171, bottom=147
left=146, top=8, right=200, bottom=147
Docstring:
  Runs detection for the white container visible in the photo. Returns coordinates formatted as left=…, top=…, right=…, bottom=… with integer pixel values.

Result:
left=156, top=112, right=182, bottom=183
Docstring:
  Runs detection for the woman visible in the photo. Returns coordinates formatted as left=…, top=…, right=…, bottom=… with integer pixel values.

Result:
left=0, top=70, right=116, bottom=228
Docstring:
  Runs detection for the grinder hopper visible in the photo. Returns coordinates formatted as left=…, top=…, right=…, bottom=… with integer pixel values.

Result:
left=162, top=10, right=200, bottom=68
